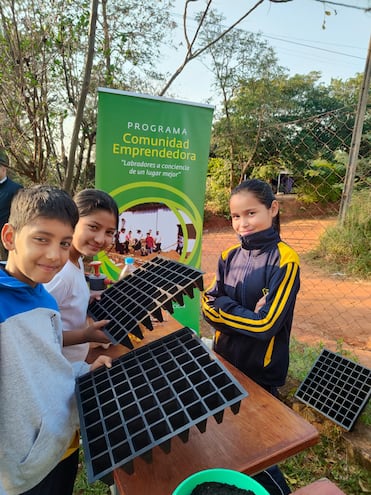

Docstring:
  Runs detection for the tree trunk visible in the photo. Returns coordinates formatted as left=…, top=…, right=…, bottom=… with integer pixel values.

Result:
left=63, top=0, right=98, bottom=193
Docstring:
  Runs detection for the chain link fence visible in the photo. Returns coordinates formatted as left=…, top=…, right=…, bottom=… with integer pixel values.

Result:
left=202, top=94, right=371, bottom=368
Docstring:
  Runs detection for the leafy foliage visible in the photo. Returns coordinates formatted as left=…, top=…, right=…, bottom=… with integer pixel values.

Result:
left=306, top=189, right=371, bottom=278
left=295, top=157, right=346, bottom=203
left=204, top=158, right=231, bottom=216
left=206, top=66, right=370, bottom=214
left=0, top=0, right=174, bottom=191
left=210, top=69, right=369, bottom=198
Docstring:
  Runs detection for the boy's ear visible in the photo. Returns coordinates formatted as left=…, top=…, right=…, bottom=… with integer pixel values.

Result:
left=1, top=223, right=16, bottom=251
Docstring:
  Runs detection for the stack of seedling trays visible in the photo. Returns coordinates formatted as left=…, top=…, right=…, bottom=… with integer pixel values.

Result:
left=295, top=348, right=371, bottom=430
left=76, top=326, right=248, bottom=483
left=88, top=256, right=204, bottom=348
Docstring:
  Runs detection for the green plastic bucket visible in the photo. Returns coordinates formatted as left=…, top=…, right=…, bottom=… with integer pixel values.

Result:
left=172, top=468, right=270, bottom=495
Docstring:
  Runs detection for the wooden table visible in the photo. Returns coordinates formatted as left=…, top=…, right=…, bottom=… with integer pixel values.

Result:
left=291, top=478, right=347, bottom=495
left=87, top=317, right=319, bottom=495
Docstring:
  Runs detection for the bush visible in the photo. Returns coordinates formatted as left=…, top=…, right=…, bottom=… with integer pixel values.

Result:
left=296, top=158, right=346, bottom=204
left=204, top=158, right=231, bottom=217
left=306, top=189, right=371, bottom=279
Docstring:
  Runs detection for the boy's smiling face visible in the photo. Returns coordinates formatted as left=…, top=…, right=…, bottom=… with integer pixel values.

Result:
left=2, top=217, right=74, bottom=287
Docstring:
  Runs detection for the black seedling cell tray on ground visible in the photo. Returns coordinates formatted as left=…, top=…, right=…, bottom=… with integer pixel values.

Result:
left=88, top=257, right=204, bottom=347
left=295, top=348, right=371, bottom=431
left=76, top=326, right=248, bottom=482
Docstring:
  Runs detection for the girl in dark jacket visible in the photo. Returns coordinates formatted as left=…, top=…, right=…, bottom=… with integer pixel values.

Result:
left=202, top=179, right=300, bottom=495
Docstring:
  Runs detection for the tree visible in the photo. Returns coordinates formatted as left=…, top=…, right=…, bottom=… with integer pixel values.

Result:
left=0, top=1, right=62, bottom=184
left=65, top=0, right=98, bottom=192
left=204, top=157, right=231, bottom=216
left=211, top=72, right=368, bottom=192
left=195, top=9, right=285, bottom=187
left=0, top=0, right=293, bottom=190
left=159, top=0, right=266, bottom=96
left=0, top=0, right=174, bottom=192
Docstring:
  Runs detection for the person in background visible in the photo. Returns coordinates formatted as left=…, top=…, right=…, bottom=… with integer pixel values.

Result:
left=0, top=185, right=111, bottom=495
left=145, top=231, right=155, bottom=254
left=133, top=229, right=143, bottom=253
left=125, top=229, right=132, bottom=254
left=202, top=179, right=300, bottom=495
left=114, top=230, right=121, bottom=253
left=118, top=227, right=126, bottom=254
left=0, top=148, right=23, bottom=261
left=175, top=232, right=184, bottom=255
left=154, top=230, right=162, bottom=253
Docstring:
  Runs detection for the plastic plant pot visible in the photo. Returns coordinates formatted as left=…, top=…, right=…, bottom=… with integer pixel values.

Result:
left=172, top=469, right=269, bottom=495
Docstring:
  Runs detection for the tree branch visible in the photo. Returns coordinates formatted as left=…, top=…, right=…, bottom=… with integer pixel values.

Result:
left=159, top=0, right=265, bottom=96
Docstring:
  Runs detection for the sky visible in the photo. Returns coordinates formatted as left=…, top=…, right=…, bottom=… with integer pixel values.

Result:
left=160, top=0, right=371, bottom=105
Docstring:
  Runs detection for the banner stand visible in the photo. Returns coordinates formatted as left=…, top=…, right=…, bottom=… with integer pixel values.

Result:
left=95, top=88, right=214, bottom=332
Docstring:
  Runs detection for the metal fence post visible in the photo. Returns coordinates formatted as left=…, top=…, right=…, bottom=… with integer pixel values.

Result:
left=339, top=35, right=371, bottom=225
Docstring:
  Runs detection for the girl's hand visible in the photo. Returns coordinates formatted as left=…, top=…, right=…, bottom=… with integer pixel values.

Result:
left=254, top=295, right=267, bottom=313
left=89, top=290, right=104, bottom=303
left=90, top=355, right=112, bottom=371
left=83, top=320, right=111, bottom=344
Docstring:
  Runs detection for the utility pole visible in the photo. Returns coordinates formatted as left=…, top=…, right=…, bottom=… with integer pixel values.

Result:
left=339, top=35, right=371, bottom=225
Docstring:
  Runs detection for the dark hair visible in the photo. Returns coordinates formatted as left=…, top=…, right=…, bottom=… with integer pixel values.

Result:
left=8, top=185, right=79, bottom=231
left=231, top=179, right=280, bottom=233
left=73, top=189, right=119, bottom=228
left=0, top=148, right=9, bottom=167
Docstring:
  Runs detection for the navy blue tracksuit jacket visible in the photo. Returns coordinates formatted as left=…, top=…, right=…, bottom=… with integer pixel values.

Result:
left=202, top=227, right=300, bottom=388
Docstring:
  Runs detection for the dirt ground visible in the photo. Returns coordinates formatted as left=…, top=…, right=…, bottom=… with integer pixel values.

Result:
left=109, top=201, right=370, bottom=369
left=201, top=216, right=371, bottom=369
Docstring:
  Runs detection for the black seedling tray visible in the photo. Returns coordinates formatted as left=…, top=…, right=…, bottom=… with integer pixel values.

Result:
left=88, top=257, right=204, bottom=348
left=76, top=327, right=248, bottom=482
left=295, top=348, right=371, bottom=430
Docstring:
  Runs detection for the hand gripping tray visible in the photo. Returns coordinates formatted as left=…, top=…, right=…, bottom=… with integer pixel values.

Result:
left=76, top=327, right=248, bottom=483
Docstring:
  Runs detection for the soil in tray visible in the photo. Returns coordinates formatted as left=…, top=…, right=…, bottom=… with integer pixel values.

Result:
left=191, top=481, right=256, bottom=495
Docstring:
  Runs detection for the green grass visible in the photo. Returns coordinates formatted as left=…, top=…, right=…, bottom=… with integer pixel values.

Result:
left=279, top=337, right=371, bottom=494
left=306, top=189, right=371, bottom=279
left=281, top=430, right=371, bottom=494
left=73, top=450, right=110, bottom=494
left=288, top=337, right=371, bottom=426
left=289, top=337, right=360, bottom=381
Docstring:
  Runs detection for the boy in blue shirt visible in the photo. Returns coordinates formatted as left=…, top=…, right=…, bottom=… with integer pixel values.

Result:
left=0, top=185, right=111, bottom=495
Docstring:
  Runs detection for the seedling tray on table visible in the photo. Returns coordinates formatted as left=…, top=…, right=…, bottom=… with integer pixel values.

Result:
left=88, top=256, right=204, bottom=348
left=295, top=348, right=371, bottom=430
left=76, top=326, right=248, bottom=483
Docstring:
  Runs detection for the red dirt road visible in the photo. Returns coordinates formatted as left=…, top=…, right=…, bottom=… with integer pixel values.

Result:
left=201, top=218, right=371, bottom=369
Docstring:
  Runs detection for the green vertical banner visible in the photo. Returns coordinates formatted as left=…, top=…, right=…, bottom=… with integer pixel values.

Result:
left=95, top=88, right=214, bottom=332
